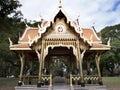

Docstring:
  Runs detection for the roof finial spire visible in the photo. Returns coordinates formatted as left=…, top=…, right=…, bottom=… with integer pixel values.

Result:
left=24, top=19, right=29, bottom=28
left=59, top=0, right=62, bottom=8
left=59, top=0, right=61, bottom=3
left=76, top=14, right=80, bottom=25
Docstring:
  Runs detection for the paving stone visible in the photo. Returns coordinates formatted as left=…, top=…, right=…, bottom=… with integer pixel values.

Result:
left=15, top=84, right=107, bottom=90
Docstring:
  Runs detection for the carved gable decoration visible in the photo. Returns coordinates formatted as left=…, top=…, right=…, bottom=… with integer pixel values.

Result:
left=42, top=9, right=79, bottom=40
left=44, top=18, right=77, bottom=40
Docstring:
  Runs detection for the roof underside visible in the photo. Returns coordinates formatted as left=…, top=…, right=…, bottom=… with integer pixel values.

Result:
left=10, top=42, right=110, bottom=51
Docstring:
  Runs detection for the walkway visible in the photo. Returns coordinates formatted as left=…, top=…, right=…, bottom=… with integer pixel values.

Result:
left=52, top=85, right=70, bottom=90
left=15, top=85, right=107, bottom=90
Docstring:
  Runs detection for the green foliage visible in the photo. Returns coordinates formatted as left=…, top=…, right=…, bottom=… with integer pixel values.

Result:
left=0, top=0, right=23, bottom=77
left=99, top=24, right=120, bottom=76
left=0, top=0, right=22, bottom=18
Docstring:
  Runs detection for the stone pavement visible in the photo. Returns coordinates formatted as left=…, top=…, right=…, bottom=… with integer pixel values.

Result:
left=73, top=85, right=107, bottom=90
left=15, top=84, right=107, bottom=90
left=52, top=85, right=70, bottom=90
left=15, top=77, right=107, bottom=90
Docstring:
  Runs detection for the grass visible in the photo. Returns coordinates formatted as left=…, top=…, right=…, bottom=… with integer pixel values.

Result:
left=0, top=78, right=18, bottom=90
left=0, top=77, right=120, bottom=90
left=102, top=77, right=120, bottom=90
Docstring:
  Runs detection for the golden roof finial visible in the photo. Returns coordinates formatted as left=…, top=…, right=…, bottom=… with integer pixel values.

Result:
left=78, top=14, right=80, bottom=18
left=59, top=0, right=61, bottom=3
left=76, top=14, right=80, bottom=25
left=107, top=37, right=111, bottom=46
left=24, top=19, right=29, bottom=28
left=8, top=37, right=13, bottom=46
left=59, top=0, right=62, bottom=8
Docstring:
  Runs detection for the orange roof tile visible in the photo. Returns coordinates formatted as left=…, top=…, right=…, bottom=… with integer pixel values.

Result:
left=82, top=28, right=101, bottom=42
left=19, top=28, right=39, bottom=42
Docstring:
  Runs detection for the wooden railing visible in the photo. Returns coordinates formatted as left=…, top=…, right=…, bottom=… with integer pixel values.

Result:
left=70, top=74, right=99, bottom=86
left=41, top=74, right=52, bottom=86
left=21, top=74, right=52, bottom=86
left=22, top=75, right=38, bottom=85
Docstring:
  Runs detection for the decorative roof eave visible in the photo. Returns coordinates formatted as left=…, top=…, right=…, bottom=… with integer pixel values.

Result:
left=50, top=6, right=71, bottom=24
left=91, top=26, right=101, bottom=41
left=9, top=43, right=32, bottom=50
left=18, top=41, right=30, bottom=44
left=19, top=21, right=51, bottom=46
left=10, top=48, right=32, bottom=51
left=90, top=48, right=110, bottom=50
left=70, top=21, right=91, bottom=47
left=92, top=41, right=102, bottom=43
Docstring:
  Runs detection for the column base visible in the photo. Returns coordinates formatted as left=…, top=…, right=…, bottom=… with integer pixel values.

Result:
left=37, top=82, right=41, bottom=87
left=41, top=82, right=44, bottom=86
left=99, top=81, right=103, bottom=85
left=87, top=80, right=91, bottom=84
left=81, top=82, right=85, bottom=87
left=18, top=81, right=23, bottom=86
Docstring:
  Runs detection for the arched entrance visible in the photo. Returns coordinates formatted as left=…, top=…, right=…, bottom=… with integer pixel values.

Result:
left=44, top=46, right=78, bottom=85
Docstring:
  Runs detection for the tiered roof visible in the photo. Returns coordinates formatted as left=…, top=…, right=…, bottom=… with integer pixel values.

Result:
left=9, top=3, right=110, bottom=51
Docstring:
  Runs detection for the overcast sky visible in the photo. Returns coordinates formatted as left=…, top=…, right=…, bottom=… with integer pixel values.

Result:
left=18, top=0, right=120, bottom=32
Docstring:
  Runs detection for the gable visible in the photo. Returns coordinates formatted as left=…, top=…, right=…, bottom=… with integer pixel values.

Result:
left=43, top=18, right=78, bottom=40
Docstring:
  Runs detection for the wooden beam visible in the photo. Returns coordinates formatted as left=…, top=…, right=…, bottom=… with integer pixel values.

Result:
left=19, top=52, right=25, bottom=81
left=95, top=52, right=103, bottom=85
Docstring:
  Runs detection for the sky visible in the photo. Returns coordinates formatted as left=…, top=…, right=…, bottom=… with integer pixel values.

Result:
left=18, top=0, right=120, bottom=32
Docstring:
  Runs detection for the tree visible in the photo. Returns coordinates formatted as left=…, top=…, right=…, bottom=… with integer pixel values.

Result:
left=99, top=24, right=120, bottom=76
left=0, top=0, right=22, bottom=18
left=0, top=0, right=23, bottom=77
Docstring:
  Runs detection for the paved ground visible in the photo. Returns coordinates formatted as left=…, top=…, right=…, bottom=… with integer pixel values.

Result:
left=52, top=85, right=70, bottom=90
left=1, top=77, right=120, bottom=90
left=52, top=84, right=107, bottom=90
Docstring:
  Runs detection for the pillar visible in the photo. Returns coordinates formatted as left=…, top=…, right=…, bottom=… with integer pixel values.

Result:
left=77, top=40, right=86, bottom=87
left=87, top=60, right=91, bottom=75
left=28, top=60, right=33, bottom=71
left=95, top=52, right=103, bottom=85
left=42, top=49, right=45, bottom=73
left=79, top=50, right=86, bottom=87
left=28, top=60, right=33, bottom=84
left=86, top=60, right=91, bottom=84
left=41, top=40, right=45, bottom=75
left=36, top=40, right=44, bottom=87
left=35, top=50, right=42, bottom=87
left=18, top=51, right=25, bottom=86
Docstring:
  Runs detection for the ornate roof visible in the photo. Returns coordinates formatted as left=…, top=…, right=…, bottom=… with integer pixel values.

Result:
left=10, top=43, right=31, bottom=50
left=9, top=3, right=110, bottom=51
left=82, top=28, right=101, bottom=43
left=18, top=27, right=101, bottom=43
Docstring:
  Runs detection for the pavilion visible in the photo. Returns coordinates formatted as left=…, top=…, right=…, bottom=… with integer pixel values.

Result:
left=9, top=1, right=110, bottom=87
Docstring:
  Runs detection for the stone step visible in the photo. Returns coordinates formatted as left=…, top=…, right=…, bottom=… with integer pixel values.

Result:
left=15, top=85, right=107, bottom=90
left=73, top=85, right=107, bottom=90
left=52, top=85, right=70, bottom=90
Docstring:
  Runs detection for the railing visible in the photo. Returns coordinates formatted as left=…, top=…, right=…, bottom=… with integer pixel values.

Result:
left=22, top=75, right=38, bottom=85
left=41, top=74, right=52, bottom=86
left=71, top=74, right=99, bottom=86
left=21, top=74, right=52, bottom=86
